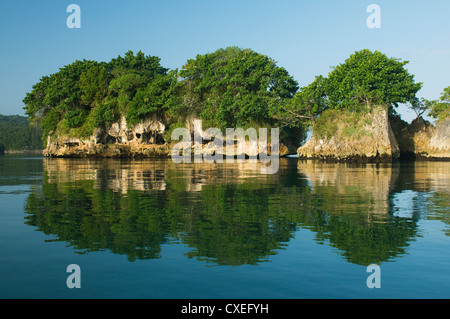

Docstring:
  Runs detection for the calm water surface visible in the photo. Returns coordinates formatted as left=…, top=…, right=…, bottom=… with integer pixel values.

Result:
left=0, top=153, right=449, bottom=299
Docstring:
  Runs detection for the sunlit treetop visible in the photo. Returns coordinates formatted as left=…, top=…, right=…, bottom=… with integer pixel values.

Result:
left=325, top=49, right=422, bottom=110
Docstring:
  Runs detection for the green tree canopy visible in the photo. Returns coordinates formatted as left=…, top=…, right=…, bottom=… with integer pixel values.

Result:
left=23, top=59, right=100, bottom=137
left=424, top=86, right=450, bottom=123
left=23, top=51, right=172, bottom=141
left=280, top=49, right=422, bottom=129
left=171, top=47, right=299, bottom=130
left=325, top=49, right=422, bottom=110
left=23, top=47, right=308, bottom=148
left=272, top=75, right=328, bottom=128
left=23, top=48, right=421, bottom=148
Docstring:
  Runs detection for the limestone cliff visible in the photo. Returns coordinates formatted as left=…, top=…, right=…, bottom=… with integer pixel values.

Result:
left=428, top=119, right=450, bottom=158
left=297, top=107, right=400, bottom=161
left=391, top=116, right=450, bottom=159
left=43, top=115, right=296, bottom=158
left=44, top=115, right=170, bottom=158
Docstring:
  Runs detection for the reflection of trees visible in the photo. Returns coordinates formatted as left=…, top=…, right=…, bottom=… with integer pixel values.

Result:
left=24, top=158, right=448, bottom=266
left=0, top=154, right=43, bottom=188
left=179, top=184, right=299, bottom=265
left=426, top=192, right=450, bottom=236
left=264, top=185, right=418, bottom=265
left=25, top=165, right=303, bottom=264
left=25, top=181, right=171, bottom=261
left=295, top=161, right=419, bottom=265
left=300, top=209, right=417, bottom=265
left=390, top=161, right=450, bottom=234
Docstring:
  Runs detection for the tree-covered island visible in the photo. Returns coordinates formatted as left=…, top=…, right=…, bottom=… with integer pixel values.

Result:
left=22, top=47, right=450, bottom=160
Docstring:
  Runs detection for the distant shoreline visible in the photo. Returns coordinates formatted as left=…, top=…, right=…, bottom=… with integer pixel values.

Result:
left=3, top=150, right=43, bottom=154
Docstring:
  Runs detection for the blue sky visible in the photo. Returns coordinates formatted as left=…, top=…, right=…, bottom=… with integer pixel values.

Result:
left=1, top=0, right=449, bottom=123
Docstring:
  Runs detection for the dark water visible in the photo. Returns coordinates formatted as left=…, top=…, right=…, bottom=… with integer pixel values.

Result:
left=0, top=153, right=449, bottom=299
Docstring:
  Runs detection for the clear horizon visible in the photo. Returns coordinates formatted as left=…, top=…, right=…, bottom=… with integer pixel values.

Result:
left=1, top=0, right=449, bottom=123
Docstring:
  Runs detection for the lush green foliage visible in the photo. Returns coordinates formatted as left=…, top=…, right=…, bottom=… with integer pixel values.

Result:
left=23, top=47, right=305, bottom=146
left=23, top=48, right=423, bottom=145
left=325, top=50, right=422, bottom=109
left=0, top=115, right=43, bottom=150
left=312, top=109, right=339, bottom=139
left=424, top=86, right=450, bottom=123
left=272, top=75, right=327, bottom=129
left=126, top=70, right=178, bottom=126
left=281, top=49, right=422, bottom=129
left=171, top=47, right=298, bottom=128
left=23, top=51, right=171, bottom=139
left=167, top=46, right=303, bottom=145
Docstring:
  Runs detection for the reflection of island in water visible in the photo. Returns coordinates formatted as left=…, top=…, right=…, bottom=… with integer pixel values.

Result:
left=24, top=158, right=450, bottom=266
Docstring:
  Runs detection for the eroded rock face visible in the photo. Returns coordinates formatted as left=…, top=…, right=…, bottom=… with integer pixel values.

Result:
left=44, top=115, right=169, bottom=158
left=102, top=114, right=166, bottom=145
left=170, top=117, right=296, bottom=158
left=428, top=119, right=450, bottom=158
left=297, top=107, right=400, bottom=161
left=391, top=116, right=450, bottom=159
left=43, top=115, right=296, bottom=158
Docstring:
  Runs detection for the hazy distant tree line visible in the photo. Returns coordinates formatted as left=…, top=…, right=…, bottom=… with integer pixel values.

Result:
left=0, top=114, right=43, bottom=151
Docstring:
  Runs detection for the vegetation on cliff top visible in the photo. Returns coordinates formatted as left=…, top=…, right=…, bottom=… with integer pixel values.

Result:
left=23, top=47, right=305, bottom=146
left=422, top=86, right=450, bottom=124
left=23, top=51, right=170, bottom=142
left=275, top=49, right=423, bottom=139
left=24, top=47, right=445, bottom=148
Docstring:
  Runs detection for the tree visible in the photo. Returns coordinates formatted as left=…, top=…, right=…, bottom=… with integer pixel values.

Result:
left=424, top=86, right=450, bottom=123
left=22, top=48, right=314, bottom=148
left=105, top=50, right=172, bottom=128
left=167, top=47, right=305, bottom=145
left=276, top=49, right=422, bottom=132
left=273, top=75, right=327, bottom=128
left=126, top=70, right=178, bottom=126
left=23, top=51, right=171, bottom=139
left=23, top=59, right=98, bottom=137
left=409, top=97, right=429, bottom=119
left=325, top=49, right=422, bottom=110
left=79, top=63, right=110, bottom=108
left=172, top=47, right=299, bottom=129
